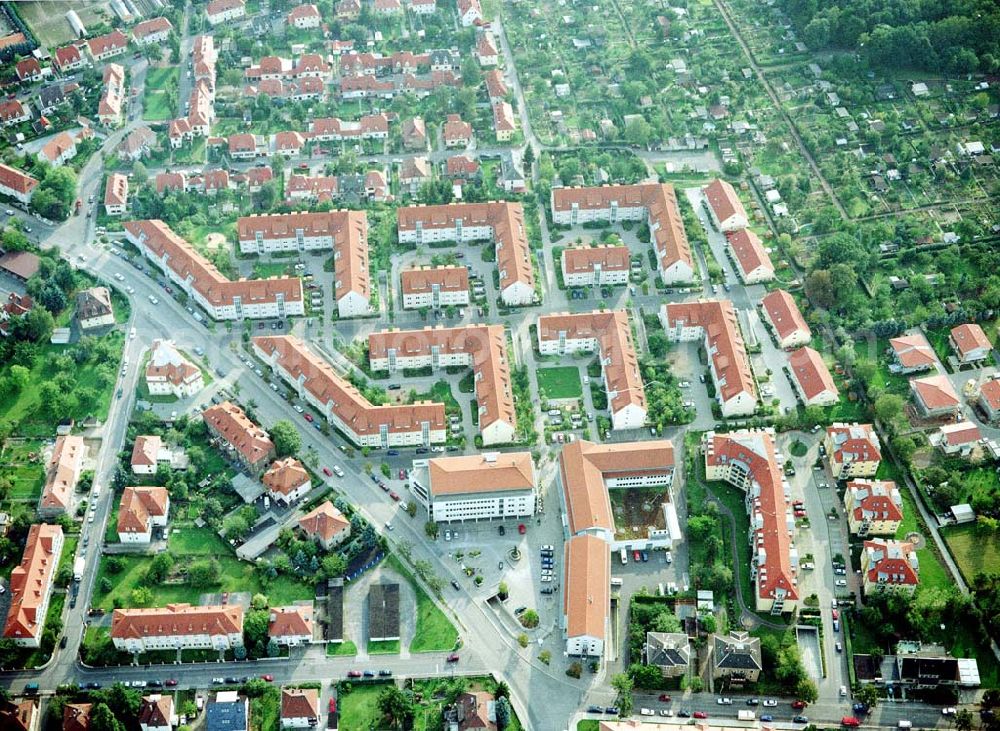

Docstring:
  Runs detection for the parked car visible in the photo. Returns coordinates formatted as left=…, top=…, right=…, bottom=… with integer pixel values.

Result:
left=346, top=670, right=362, bottom=678
left=322, top=467, right=333, bottom=477
left=693, top=712, right=708, bottom=719
left=792, top=701, right=808, bottom=710
left=793, top=716, right=809, bottom=724
left=446, top=653, right=460, bottom=663
left=842, top=718, right=861, bottom=727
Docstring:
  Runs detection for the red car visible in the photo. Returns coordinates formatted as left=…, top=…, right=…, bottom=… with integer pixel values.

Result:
left=347, top=670, right=362, bottom=678
left=518, top=523, right=526, bottom=534
left=165, top=679, right=178, bottom=686
left=389, top=491, right=401, bottom=502
left=633, top=550, right=641, bottom=562
left=842, top=718, right=861, bottom=727
left=794, top=509, right=807, bottom=517
left=398, top=469, right=407, bottom=480
left=304, top=413, right=314, bottom=422
left=260, top=674, right=273, bottom=682
left=446, top=653, right=460, bottom=663
left=792, top=701, right=808, bottom=710
left=694, top=712, right=708, bottom=719
left=328, top=698, right=337, bottom=713
left=832, top=609, right=839, bottom=620
left=322, top=467, right=333, bottom=477
left=658, top=694, right=672, bottom=702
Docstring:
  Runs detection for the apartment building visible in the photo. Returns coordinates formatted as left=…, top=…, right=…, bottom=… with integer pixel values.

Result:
left=397, top=202, right=535, bottom=306
left=117, top=486, right=170, bottom=544
left=145, top=339, right=204, bottom=398
left=206, top=0, right=246, bottom=25
left=123, top=220, right=304, bottom=321
left=551, top=184, right=694, bottom=285
left=3, top=524, right=63, bottom=647
left=661, top=300, right=757, bottom=417
left=367, top=325, right=515, bottom=445
left=563, top=534, right=610, bottom=657
left=399, top=266, right=469, bottom=309
left=861, top=539, right=920, bottom=596
left=845, top=479, right=903, bottom=536
left=409, top=452, right=535, bottom=522
left=111, top=603, right=244, bottom=653
left=702, top=178, right=748, bottom=232
left=761, top=289, right=811, bottom=349
left=104, top=173, right=128, bottom=215
left=787, top=346, right=839, bottom=407
left=39, top=435, right=85, bottom=517
left=237, top=211, right=370, bottom=318
left=203, top=401, right=275, bottom=475
left=825, top=423, right=881, bottom=479
left=253, top=335, right=446, bottom=448
left=725, top=229, right=774, bottom=284
left=704, top=429, right=799, bottom=615
left=560, top=245, right=630, bottom=287
left=537, top=311, right=646, bottom=430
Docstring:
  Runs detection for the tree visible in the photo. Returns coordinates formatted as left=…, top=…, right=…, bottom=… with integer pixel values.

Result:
left=32, top=166, right=78, bottom=221
left=874, top=393, right=905, bottom=428
left=495, top=696, right=512, bottom=730
left=270, top=420, right=301, bottom=457
left=147, top=552, right=175, bottom=583
left=89, top=703, right=123, bottom=731
left=611, top=673, right=634, bottom=717
left=653, top=608, right=681, bottom=633
left=955, top=709, right=974, bottom=731
left=855, top=683, right=880, bottom=710
left=243, top=609, right=270, bottom=654
left=267, top=638, right=280, bottom=657
left=321, top=554, right=346, bottom=578
left=519, top=609, right=539, bottom=628
left=188, top=559, right=220, bottom=587
left=377, top=685, right=415, bottom=729
left=8, top=365, right=29, bottom=391
left=628, top=662, right=663, bottom=689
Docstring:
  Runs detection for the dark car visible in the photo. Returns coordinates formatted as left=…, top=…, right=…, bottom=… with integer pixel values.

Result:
left=587, top=706, right=603, bottom=713
left=793, top=716, right=809, bottom=724
left=347, top=670, right=362, bottom=678
left=676, top=710, right=691, bottom=718
left=605, top=707, right=619, bottom=715
left=147, top=680, right=163, bottom=688
left=225, top=677, right=239, bottom=684
left=86, top=682, right=102, bottom=690
left=446, top=653, right=460, bottom=663
left=387, top=449, right=400, bottom=456
left=761, top=716, right=774, bottom=722
left=363, top=670, right=375, bottom=678
left=378, top=670, right=392, bottom=677
left=746, top=698, right=760, bottom=706
left=853, top=704, right=868, bottom=713
left=452, top=580, right=461, bottom=590
left=658, top=694, right=672, bottom=702
left=791, top=701, right=808, bottom=710
left=415, top=447, right=429, bottom=454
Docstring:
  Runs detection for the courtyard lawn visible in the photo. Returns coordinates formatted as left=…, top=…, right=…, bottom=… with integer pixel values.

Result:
left=142, top=67, right=178, bottom=122
left=407, top=380, right=460, bottom=416
left=943, top=523, right=1000, bottom=585
left=337, top=685, right=388, bottom=731
left=326, top=640, right=358, bottom=656
left=92, top=526, right=313, bottom=610
left=536, top=366, right=583, bottom=400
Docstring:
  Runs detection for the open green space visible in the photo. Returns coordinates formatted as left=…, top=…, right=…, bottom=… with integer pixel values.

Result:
left=536, top=366, right=584, bottom=400
left=142, top=66, right=179, bottom=122
left=577, top=722, right=600, bottom=731
left=92, top=526, right=313, bottom=611
left=407, top=379, right=460, bottom=416
left=943, top=524, right=1000, bottom=585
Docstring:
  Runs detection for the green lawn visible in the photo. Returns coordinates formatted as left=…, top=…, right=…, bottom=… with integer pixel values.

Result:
left=142, top=67, right=178, bottom=122
left=367, top=639, right=400, bottom=655
left=407, top=380, right=460, bottom=416
left=536, top=366, right=583, bottom=400
left=577, top=722, right=600, bottom=731
left=337, top=684, right=388, bottom=731
left=943, top=523, right=1000, bottom=585
left=92, top=526, right=313, bottom=610
left=386, top=555, right=458, bottom=653
left=253, top=261, right=294, bottom=279
left=250, top=686, right=281, bottom=731
left=326, top=640, right=358, bottom=656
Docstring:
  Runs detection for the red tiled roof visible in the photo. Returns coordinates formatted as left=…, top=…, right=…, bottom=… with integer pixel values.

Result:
left=117, top=486, right=169, bottom=535
left=0, top=164, right=38, bottom=196
left=298, top=500, right=350, bottom=542
left=203, top=401, right=274, bottom=465
left=268, top=605, right=313, bottom=638
left=112, top=603, right=243, bottom=640
left=281, top=688, right=319, bottom=722
left=980, top=379, right=1000, bottom=411
left=787, top=346, right=838, bottom=402
left=761, top=289, right=810, bottom=344
left=911, top=374, right=960, bottom=411
left=3, top=524, right=62, bottom=642
left=846, top=479, right=903, bottom=524
left=950, top=323, right=991, bottom=359
left=262, top=457, right=310, bottom=497
left=702, top=178, right=746, bottom=226
left=132, top=16, right=173, bottom=40
left=827, top=423, right=881, bottom=465
left=889, top=333, right=936, bottom=369
left=726, top=229, right=773, bottom=279
left=561, top=245, right=630, bottom=275
left=563, top=534, right=609, bottom=640
left=399, top=266, right=468, bottom=295
left=863, top=539, right=919, bottom=587
left=131, top=435, right=162, bottom=469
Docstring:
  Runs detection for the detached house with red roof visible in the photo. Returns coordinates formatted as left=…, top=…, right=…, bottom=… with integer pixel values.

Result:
left=761, top=289, right=810, bottom=349
left=39, top=435, right=85, bottom=517
left=53, top=44, right=85, bottom=73
left=825, top=423, right=881, bottom=479
left=702, top=178, right=749, bottom=232
left=131, top=435, right=175, bottom=475
left=932, top=421, right=982, bottom=457
left=443, top=114, right=472, bottom=148
left=845, top=479, right=903, bottom=536
left=476, top=31, right=499, bottom=66
left=206, top=0, right=246, bottom=25
left=2, top=524, right=63, bottom=647
left=203, top=401, right=275, bottom=474
left=0, top=99, right=30, bottom=127
left=298, top=501, right=351, bottom=550
left=402, top=116, right=427, bottom=150
left=978, top=379, right=1000, bottom=422
left=287, top=3, right=321, bottom=28
left=280, top=688, right=320, bottom=728
left=492, top=101, right=516, bottom=141
left=111, top=603, right=244, bottom=653
left=86, top=30, right=129, bottom=62
left=704, top=429, right=799, bottom=615
left=146, top=339, right=204, bottom=397
left=263, top=457, right=312, bottom=504
left=117, top=486, right=170, bottom=544
left=268, top=605, right=313, bottom=646
left=787, top=346, right=839, bottom=407
left=889, top=333, right=936, bottom=374
left=104, top=172, right=128, bottom=215
left=457, top=0, right=483, bottom=26
left=949, top=324, right=992, bottom=364
left=132, top=17, right=173, bottom=46
left=15, top=58, right=43, bottom=84
left=861, top=539, right=919, bottom=596
left=910, top=374, right=961, bottom=418
left=38, top=131, right=77, bottom=167
left=139, top=694, right=177, bottom=731
left=0, top=164, right=38, bottom=204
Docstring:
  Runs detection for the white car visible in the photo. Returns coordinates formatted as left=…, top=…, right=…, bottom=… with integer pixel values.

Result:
left=431, top=446, right=445, bottom=452
left=114, top=273, right=124, bottom=281
left=640, top=709, right=654, bottom=717
left=148, top=295, right=159, bottom=305
left=660, top=709, right=674, bottom=717
left=763, top=700, right=778, bottom=708
left=332, top=466, right=344, bottom=478
left=126, top=286, right=134, bottom=294
left=942, top=708, right=957, bottom=716
left=836, top=579, right=848, bottom=587
left=293, top=405, right=304, bottom=413
left=540, top=575, right=553, bottom=582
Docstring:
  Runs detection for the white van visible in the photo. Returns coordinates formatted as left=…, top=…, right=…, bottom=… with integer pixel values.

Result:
left=898, top=721, right=912, bottom=729
left=620, top=548, right=628, bottom=565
